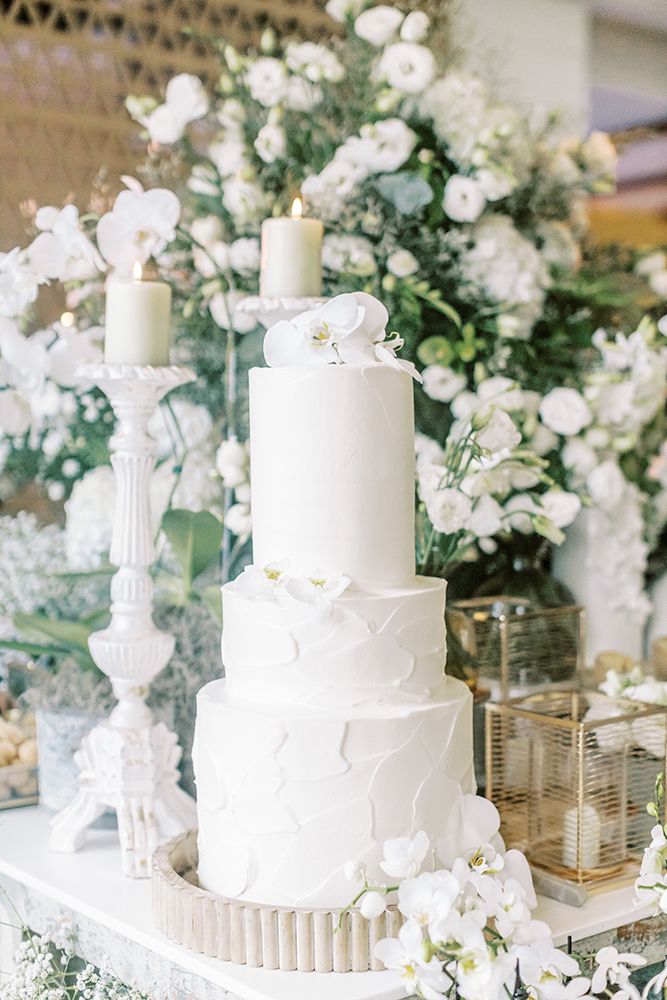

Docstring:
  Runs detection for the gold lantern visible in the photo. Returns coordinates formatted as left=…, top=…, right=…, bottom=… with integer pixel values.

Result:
left=486, top=689, right=667, bottom=887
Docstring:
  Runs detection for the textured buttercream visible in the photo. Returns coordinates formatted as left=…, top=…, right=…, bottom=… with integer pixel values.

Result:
left=194, top=676, right=474, bottom=908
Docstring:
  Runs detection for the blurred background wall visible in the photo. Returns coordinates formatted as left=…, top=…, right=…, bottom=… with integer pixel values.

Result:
left=0, top=0, right=666, bottom=252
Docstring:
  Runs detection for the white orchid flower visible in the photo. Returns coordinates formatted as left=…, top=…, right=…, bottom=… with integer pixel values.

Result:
left=47, top=322, right=104, bottom=388
left=233, top=560, right=289, bottom=599
left=642, top=960, right=667, bottom=1000
left=0, top=249, right=42, bottom=319
left=142, top=74, right=209, bottom=145
left=0, top=320, right=49, bottom=394
left=263, top=293, right=364, bottom=367
left=397, top=869, right=461, bottom=929
left=373, top=920, right=427, bottom=991
left=540, top=976, right=592, bottom=1000
left=359, top=891, right=387, bottom=919
left=344, top=860, right=367, bottom=883
left=96, top=180, right=181, bottom=270
left=591, top=947, right=645, bottom=996
left=286, top=569, right=350, bottom=623
left=0, top=388, right=32, bottom=435
left=380, top=829, right=430, bottom=879
left=27, top=205, right=105, bottom=281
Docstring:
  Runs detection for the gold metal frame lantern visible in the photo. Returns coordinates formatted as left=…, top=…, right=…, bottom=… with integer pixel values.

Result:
left=486, top=689, right=667, bottom=887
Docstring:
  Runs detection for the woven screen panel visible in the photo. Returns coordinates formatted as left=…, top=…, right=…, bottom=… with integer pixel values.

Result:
left=0, top=0, right=334, bottom=251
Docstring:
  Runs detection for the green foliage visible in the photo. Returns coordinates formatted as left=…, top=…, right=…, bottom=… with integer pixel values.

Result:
left=159, top=508, right=225, bottom=604
left=0, top=610, right=101, bottom=673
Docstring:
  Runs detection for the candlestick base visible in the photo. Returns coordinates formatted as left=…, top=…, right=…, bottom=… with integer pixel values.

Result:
left=237, top=295, right=329, bottom=329
left=49, top=362, right=198, bottom=877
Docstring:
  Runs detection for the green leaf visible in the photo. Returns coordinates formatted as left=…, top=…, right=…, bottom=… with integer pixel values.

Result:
left=0, top=639, right=62, bottom=659
left=154, top=571, right=190, bottom=606
left=13, top=612, right=93, bottom=650
left=80, top=607, right=112, bottom=630
left=161, top=509, right=224, bottom=594
left=200, top=584, right=223, bottom=627
left=417, top=336, right=454, bottom=367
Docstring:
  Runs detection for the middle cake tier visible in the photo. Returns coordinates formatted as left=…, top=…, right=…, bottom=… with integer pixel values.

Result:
left=222, top=575, right=447, bottom=707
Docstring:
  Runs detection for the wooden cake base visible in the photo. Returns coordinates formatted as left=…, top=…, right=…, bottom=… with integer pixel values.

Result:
left=151, top=830, right=403, bottom=973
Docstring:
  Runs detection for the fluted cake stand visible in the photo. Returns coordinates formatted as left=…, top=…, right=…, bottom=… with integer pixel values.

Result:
left=50, top=364, right=198, bottom=878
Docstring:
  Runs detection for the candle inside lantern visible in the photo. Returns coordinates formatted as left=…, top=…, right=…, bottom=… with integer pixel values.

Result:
left=260, top=198, right=323, bottom=298
left=104, top=262, right=172, bottom=365
left=562, top=803, right=601, bottom=871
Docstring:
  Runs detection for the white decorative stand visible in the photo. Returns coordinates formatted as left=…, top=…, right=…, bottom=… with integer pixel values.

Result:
left=50, top=364, right=199, bottom=877
left=237, top=295, right=328, bottom=329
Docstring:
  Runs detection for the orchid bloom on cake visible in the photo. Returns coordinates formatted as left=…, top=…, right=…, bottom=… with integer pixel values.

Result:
left=263, top=291, right=421, bottom=380
left=233, top=559, right=290, bottom=599
left=285, top=568, right=351, bottom=623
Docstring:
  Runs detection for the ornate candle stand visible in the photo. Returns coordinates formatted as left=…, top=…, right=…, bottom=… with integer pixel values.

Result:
left=237, top=294, right=328, bottom=329
left=50, top=364, right=199, bottom=878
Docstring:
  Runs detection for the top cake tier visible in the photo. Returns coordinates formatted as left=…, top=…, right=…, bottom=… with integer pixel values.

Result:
left=249, top=364, right=416, bottom=590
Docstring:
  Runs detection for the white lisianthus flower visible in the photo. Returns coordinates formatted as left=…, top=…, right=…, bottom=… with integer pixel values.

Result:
left=475, top=167, right=517, bottom=202
left=425, top=486, right=473, bottom=534
left=225, top=502, right=252, bottom=541
left=504, top=494, right=539, bottom=534
left=400, top=10, right=429, bottom=41
left=285, top=41, right=345, bottom=83
left=386, top=249, right=419, bottom=277
left=208, top=133, right=249, bottom=178
left=284, top=76, right=323, bottom=111
left=422, top=366, right=466, bottom=402
left=468, top=494, right=503, bottom=538
left=190, top=215, right=223, bottom=247
left=342, top=118, right=416, bottom=173
left=322, top=234, right=377, bottom=276
left=286, top=569, right=351, bottom=624
left=254, top=123, right=286, bottom=163
left=451, top=390, right=478, bottom=420
left=530, top=423, right=558, bottom=456
left=354, top=5, right=404, bottom=45
left=377, top=42, right=436, bottom=94
left=325, top=0, right=364, bottom=21
left=96, top=181, right=181, bottom=269
left=475, top=409, right=521, bottom=454
left=188, top=164, right=219, bottom=197
left=144, top=74, right=208, bottom=144
left=301, top=155, right=368, bottom=219
left=217, top=98, right=246, bottom=129
left=476, top=376, right=524, bottom=411
left=221, top=178, right=269, bottom=226
left=539, top=387, right=592, bottom=436
left=539, top=489, right=581, bottom=528
left=216, top=438, right=249, bottom=488
left=244, top=57, right=287, bottom=107
left=380, top=830, right=430, bottom=879
left=562, top=437, right=598, bottom=477
left=229, top=237, right=260, bottom=274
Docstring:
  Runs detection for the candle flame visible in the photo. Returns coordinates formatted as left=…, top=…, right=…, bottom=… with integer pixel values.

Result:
left=291, top=197, right=303, bottom=220
left=133, top=261, right=142, bottom=281
left=60, top=311, right=74, bottom=328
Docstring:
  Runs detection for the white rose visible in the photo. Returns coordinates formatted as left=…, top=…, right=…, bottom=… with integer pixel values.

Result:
left=504, top=494, right=539, bottom=534
left=208, top=134, right=248, bottom=178
left=285, top=42, right=345, bottom=83
left=325, top=0, right=364, bottom=21
left=244, top=57, right=287, bottom=107
left=165, top=73, right=208, bottom=123
left=386, top=249, right=418, bottom=277
left=343, top=118, right=416, bottom=173
left=475, top=409, right=521, bottom=454
left=377, top=42, right=435, bottom=94
left=426, top=486, right=472, bottom=535
left=354, top=5, right=404, bottom=45
left=254, top=123, right=286, bottom=163
left=476, top=376, right=523, bottom=411
left=587, top=459, right=626, bottom=511
left=650, top=271, right=667, bottom=298
left=539, top=387, right=592, bottom=436
left=468, top=494, right=503, bottom=538
left=451, top=390, right=478, bottom=419
left=400, top=10, right=429, bottom=41
left=443, top=175, right=486, bottom=223
left=210, top=289, right=257, bottom=332
left=539, top=489, right=581, bottom=528
left=530, top=423, right=558, bottom=456
left=562, top=437, right=598, bottom=477
left=475, top=167, right=516, bottom=202
left=229, top=237, right=260, bottom=274
left=190, top=215, right=223, bottom=247
left=422, top=366, right=466, bottom=402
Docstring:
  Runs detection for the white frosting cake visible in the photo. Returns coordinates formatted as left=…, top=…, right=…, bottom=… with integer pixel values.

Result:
left=193, top=363, right=474, bottom=908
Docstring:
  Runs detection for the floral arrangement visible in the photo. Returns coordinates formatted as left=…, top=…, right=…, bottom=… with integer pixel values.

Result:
left=341, top=794, right=664, bottom=1000
left=0, top=0, right=666, bottom=623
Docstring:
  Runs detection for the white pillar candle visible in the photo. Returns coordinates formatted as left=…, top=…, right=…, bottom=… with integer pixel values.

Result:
left=105, top=266, right=172, bottom=365
left=562, top=803, right=601, bottom=870
left=260, top=199, right=323, bottom=298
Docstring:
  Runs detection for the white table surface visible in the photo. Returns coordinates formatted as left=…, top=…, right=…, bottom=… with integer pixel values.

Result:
left=0, top=807, right=654, bottom=1000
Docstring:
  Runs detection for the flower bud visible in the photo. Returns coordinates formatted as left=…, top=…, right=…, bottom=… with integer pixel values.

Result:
left=224, top=45, right=242, bottom=73
left=218, top=73, right=234, bottom=94
left=260, top=28, right=276, bottom=53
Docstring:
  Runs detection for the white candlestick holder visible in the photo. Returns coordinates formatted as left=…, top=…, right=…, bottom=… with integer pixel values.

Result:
left=50, top=363, right=199, bottom=878
left=237, top=295, right=328, bottom=329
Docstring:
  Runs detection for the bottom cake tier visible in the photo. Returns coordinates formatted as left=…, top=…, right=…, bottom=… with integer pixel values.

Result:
left=193, top=676, right=474, bottom=908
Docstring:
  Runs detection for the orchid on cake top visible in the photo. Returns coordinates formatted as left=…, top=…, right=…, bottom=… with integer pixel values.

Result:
left=192, top=292, right=476, bottom=909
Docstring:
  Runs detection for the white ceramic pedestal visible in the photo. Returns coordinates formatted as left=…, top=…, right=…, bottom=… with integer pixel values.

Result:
left=49, top=364, right=199, bottom=877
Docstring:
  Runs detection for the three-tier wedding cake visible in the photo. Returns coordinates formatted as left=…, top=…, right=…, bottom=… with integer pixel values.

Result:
left=193, top=296, right=475, bottom=909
